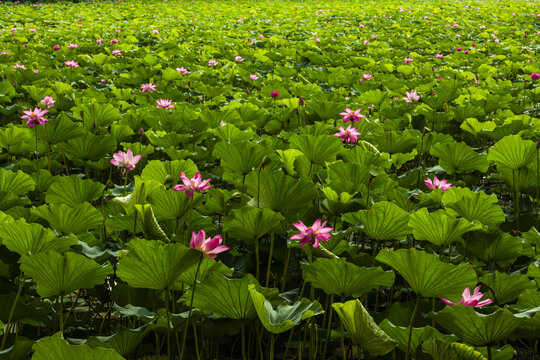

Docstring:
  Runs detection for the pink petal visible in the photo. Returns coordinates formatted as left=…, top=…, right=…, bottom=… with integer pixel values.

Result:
left=440, top=298, right=457, bottom=306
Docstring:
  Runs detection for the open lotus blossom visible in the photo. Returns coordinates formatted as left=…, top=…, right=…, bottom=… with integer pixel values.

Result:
left=190, top=230, right=229, bottom=259
left=402, top=90, right=420, bottom=103
left=531, top=73, right=540, bottom=80
left=68, top=43, right=78, bottom=49
left=234, top=55, right=243, bottom=62
left=270, top=91, right=279, bottom=99
left=96, top=39, right=102, bottom=45
left=140, top=83, right=156, bottom=92
left=110, top=38, right=119, bottom=44
left=208, top=59, right=218, bottom=66
left=334, top=125, right=361, bottom=143
left=52, top=45, right=61, bottom=50
left=111, top=49, right=122, bottom=56
left=361, top=73, right=372, bottom=81
left=425, top=176, right=452, bottom=191
left=64, top=60, right=79, bottom=68
left=176, top=67, right=189, bottom=75
left=173, top=172, right=212, bottom=198
left=340, top=108, right=366, bottom=123
left=435, top=53, right=444, bottom=59
left=21, top=107, right=49, bottom=128
left=156, top=99, right=174, bottom=109
left=250, top=74, right=259, bottom=81
left=440, top=286, right=493, bottom=307
left=404, top=57, right=413, bottom=63
left=40, top=96, right=55, bottom=108
left=290, top=219, right=333, bottom=248
left=12, top=63, right=26, bottom=69
left=110, top=149, right=142, bottom=174
left=152, top=29, right=159, bottom=34
left=29, top=28, right=37, bottom=33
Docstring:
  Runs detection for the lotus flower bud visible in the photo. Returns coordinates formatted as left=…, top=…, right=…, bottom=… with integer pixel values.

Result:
left=298, top=96, right=305, bottom=106
left=138, top=127, right=144, bottom=135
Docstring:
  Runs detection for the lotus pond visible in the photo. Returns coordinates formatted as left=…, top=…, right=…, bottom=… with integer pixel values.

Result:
left=0, top=0, right=539, bottom=359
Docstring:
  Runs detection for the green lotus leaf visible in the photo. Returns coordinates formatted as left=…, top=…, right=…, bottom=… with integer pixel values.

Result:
left=443, top=188, right=505, bottom=229
left=409, top=208, right=481, bottom=246
left=430, top=142, right=489, bottom=174
left=378, top=320, right=450, bottom=354
left=32, top=333, right=124, bottom=360
left=74, top=103, right=121, bottom=130
left=428, top=306, right=522, bottom=346
left=522, top=227, right=540, bottom=248
left=372, top=131, right=418, bottom=155
left=178, top=258, right=232, bottom=286
left=20, top=251, right=112, bottom=297
left=487, top=134, right=536, bottom=170
left=212, top=124, right=256, bottom=143
left=213, top=141, right=272, bottom=176
left=332, top=300, right=397, bottom=356
left=86, top=323, right=155, bottom=358
left=245, top=170, right=317, bottom=220
left=289, top=134, right=343, bottom=165
left=423, top=338, right=487, bottom=360
left=0, top=336, right=34, bottom=360
left=320, top=187, right=355, bottom=217
left=326, top=162, right=394, bottom=195
left=0, top=219, right=77, bottom=256
left=116, top=240, right=199, bottom=290
left=480, top=271, right=536, bottom=305
left=110, top=124, right=135, bottom=143
left=223, top=207, right=284, bottom=244
left=360, top=89, right=388, bottom=106
left=248, top=284, right=324, bottom=334
left=527, top=261, right=540, bottom=282
left=0, top=191, right=29, bottom=212
left=342, top=201, right=410, bottom=241
left=375, top=248, right=477, bottom=299
left=38, top=114, right=84, bottom=145
left=147, top=186, right=191, bottom=221
left=0, top=168, right=35, bottom=196
left=56, top=132, right=117, bottom=161
left=134, top=204, right=169, bottom=242
left=340, top=146, right=391, bottom=168
left=45, top=175, right=105, bottom=205
left=452, top=104, right=485, bottom=122
left=140, top=159, right=198, bottom=184
left=31, top=203, right=103, bottom=234
left=475, top=345, right=515, bottom=360
left=0, top=125, right=31, bottom=149
left=187, top=273, right=278, bottom=320
left=306, top=100, right=344, bottom=121
left=302, top=258, right=394, bottom=298
left=466, top=231, right=523, bottom=267
left=0, top=211, right=13, bottom=224
left=31, top=169, right=56, bottom=193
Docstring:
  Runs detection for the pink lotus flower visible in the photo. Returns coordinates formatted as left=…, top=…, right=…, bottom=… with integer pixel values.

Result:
left=208, top=59, right=218, bottom=66
left=250, top=74, right=259, bottom=81
left=339, top=108, right=365, bottom=123
left=456, top=47, right=462, bottom=52
left=290, top=219, right=333, bottom=248
left=110, top=38, right=119, bottom=44
left=270, top=91, right=279, bottom=99
left=363, top=40, right=369, bottom=45
left=176, top=67, right=189, bottom=75
left=110, top=149, right=142, bottom=174
left=173, top=172, right=212, bottom=198
left=33, top=69, right=39, bottom=74
left=435, top=53, right=444, bottom=59
left=29, top=28, right=36, bottom=33
left=112, top=49, right=122, bottom=56
left=190, top=230, right=229, bottom=259
left=402, top=90, right=420, bottom=103
left=404, top=57, right=413, bottom=64
left=140, top=83, right=156, bottom=92
left=425, top=176, right=452, bottom=191
left=156, top=99, right=174, bottom=109
left=152, top=29, right=159, bottom=34
left=96, top=39, right=103, bottom=45
left=21, top=107, right=49, bottom=128
left=531, top=73, right=540, bottom=80
left=361, top=73, right=372, bottom=81
left=68, top=43, right=78, bottom=49
left=52, top=45, right=61, bottom=50
left=64, top=60, right=79, bottom=68
left=234, top=56, right=243, bottom=62
left=40, top=96, right=55, bottom=108
left=334, top=125, right=361, bottom=143
left=12, top=63, right=26, bottom=70
left=440, top=286, right=493, bottom=307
